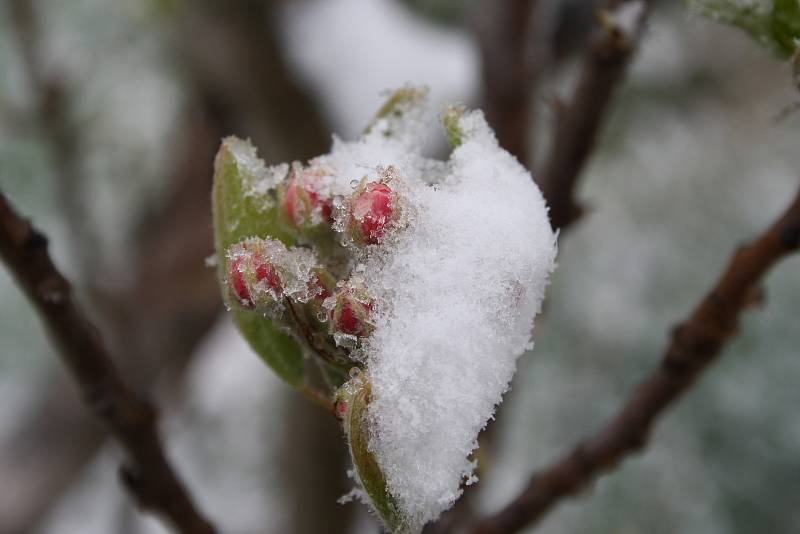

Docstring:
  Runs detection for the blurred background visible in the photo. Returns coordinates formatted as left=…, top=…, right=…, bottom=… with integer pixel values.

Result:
left=0, top=0, right=799, bottom=533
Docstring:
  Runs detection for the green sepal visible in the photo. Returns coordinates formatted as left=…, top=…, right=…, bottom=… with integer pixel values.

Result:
left=363, top=86, right=428, bottom=138
left=441, top=104, right=467, bottom=148
left=212, top=136, right=306, bottom=387
left=338, top=374, right=408, bottom=533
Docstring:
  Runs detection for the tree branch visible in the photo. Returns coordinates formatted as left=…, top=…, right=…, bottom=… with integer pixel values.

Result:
left=0, top=193, right=217, bottom=534
left=539, top=0, right=651, bottom=231
left=470, top=184, right=800, bottom=534
left=476, top=0, right=550, bottom=167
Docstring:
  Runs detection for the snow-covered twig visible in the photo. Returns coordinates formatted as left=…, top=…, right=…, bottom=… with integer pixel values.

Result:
left=470, top=184, right=800, bottom=534
left=0, top=192, right=217, bottom=534
left=539, top=0, right=650, bottom=231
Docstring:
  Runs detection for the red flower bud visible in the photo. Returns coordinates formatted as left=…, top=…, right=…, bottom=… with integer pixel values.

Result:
left=227, top=244, right=282, bottom=309
left=330, top=285, right=374, bottom=337
left=347, top=181, right=393, bottom=245
left=282, top=167, right=333, bottom=228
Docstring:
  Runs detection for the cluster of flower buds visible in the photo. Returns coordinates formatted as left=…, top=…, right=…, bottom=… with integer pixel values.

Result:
left=224, top=163, right=407, bottom=361
left=226, top=239, right=376, bottom=350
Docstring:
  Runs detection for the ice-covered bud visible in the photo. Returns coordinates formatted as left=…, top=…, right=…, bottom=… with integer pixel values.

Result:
left=330, top=283, right=374, bottom=337
left=226, top=237, right=320, bottom=311
left=226, top=245, right=282, bottom=308
left=347, top=180, right=394, bottom=245
left=281, top=166, right=333, bottom=228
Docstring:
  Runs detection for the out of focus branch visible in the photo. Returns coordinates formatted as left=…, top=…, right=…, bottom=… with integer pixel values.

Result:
left=0, top=193, right=217, bottom=534
left=470, top=185, right=800, bottom=534
left=9, top=0, right=97, bottom=274
left=0, top=101, right=224, bottom=534
left=538, top=0, right=650, bottom=231
left=476, top=0, right=551, bottom=167
left=0, top=1, right=335, bottom=530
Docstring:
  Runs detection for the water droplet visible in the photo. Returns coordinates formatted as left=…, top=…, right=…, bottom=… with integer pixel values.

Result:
left=349, top=179, right=360, bottom=188
left=316, top=311, right=328, bottom=322
left=349, top=367, right=361, bottom=379
left=333, top=332, right=357, bottom=349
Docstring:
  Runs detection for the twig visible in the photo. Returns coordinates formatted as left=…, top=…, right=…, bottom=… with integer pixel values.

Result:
left=538, top=0, right=651, bottom=231
left=476, top=0, right=552, bottom=167
left=9, top=0, right=97, bottom=276
left=0, top=100, right=224, bottom=534
left=470, top=184, right=800, bottom=534
left=0, top=0, right=337, bottom=523
left=0, top=192, right=217, bottom=534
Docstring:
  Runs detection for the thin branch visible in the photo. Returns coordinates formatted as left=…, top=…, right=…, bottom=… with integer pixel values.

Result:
left=9, top=0, right=97, bottom=275
left=470, top=184, right=800, bottom=534
left=477, top=0, right=552, bottom=167
left=0, top=193, right=217, bottom=534
left=538, top=0, right=651, bottom=231
left=0, top=0, right=337, bottom=523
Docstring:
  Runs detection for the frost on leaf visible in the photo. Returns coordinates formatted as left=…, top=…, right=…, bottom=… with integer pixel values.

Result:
left=211, top=86, right=557, bottom=533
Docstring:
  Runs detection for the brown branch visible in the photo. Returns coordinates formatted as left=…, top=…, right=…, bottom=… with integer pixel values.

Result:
left=0, top=0, right=336, bottom=527
left=470, top=184, right=800, bottom=534
left=538, top=0, right=651, bottom=231
left=9, top=0, right=98, bottom=276
left=476, top=0, right=548, bottom=167
left=0, top=193, right=217, bottom=534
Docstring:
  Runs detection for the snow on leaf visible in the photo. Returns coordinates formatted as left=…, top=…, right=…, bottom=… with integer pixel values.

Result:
left=355, top=106, right=557, bottom=531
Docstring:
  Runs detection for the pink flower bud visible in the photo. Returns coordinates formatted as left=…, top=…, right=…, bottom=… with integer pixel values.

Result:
left=227, top=245, right=282, bottom=309
left=330, top=285, right=374, bottom=337
left=347, top=181, right=393, bottom=245
left=282, top=167, right=333, bottom=228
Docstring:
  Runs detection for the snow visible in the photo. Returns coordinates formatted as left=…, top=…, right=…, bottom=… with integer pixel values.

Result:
left=356, top=110, right=556, bottom=530
left=306, top=95, right=557, bottom=530
left=225, top=137, right=288, bottom=197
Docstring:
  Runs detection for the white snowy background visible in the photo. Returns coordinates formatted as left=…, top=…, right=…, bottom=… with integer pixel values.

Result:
left=1, top=0, right=799, bottom=533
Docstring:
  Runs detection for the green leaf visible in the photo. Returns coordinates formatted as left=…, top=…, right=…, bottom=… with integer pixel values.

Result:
left=212, top=136, right=294, bottom=257
left=233, top=310, right=305, bottom=387
left=339, top=375, right=408, bottom=533
left=212, top=136, right=306, bottom=387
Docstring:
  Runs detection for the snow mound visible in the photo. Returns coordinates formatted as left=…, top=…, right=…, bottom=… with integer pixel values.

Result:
left=322, top=101, right=557, bottom=530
